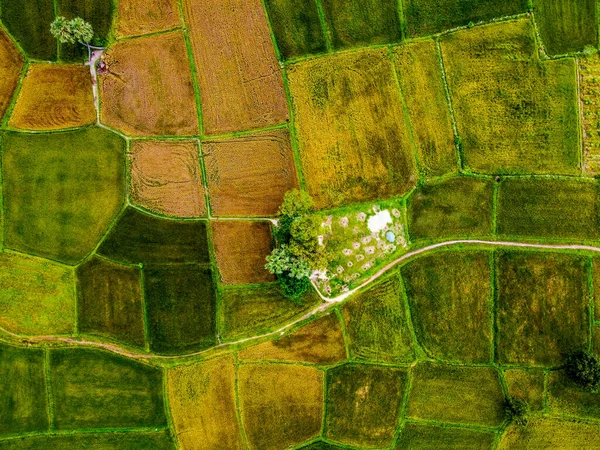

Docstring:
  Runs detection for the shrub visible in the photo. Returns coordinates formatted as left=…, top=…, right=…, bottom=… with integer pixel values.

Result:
left=278, top=189, right=313, bottom=218
left=503, top=397, right=529, bottom=426
left=278, top=272, right=310, bottom=303
left=565, top=352, right=600, bottom=391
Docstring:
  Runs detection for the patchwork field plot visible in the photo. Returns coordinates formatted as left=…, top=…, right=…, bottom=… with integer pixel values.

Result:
left=183, top=0, right=288, bottom=134
left=204, top=130, right=299, bottom=216
left=402, top=251, right=492, bottom=363
left=168, top=355, right=243, bottom=450
left=9, top=64, right=95, bottom=131
left=495, top=251, right=589, bottom=366
left=0, top=30, right=24, bottom=121
left=579, top=55, right=600, bottom=175
left=395, top=423, right=496, bottom=450
left=406, top=363, right=505, bottom=427
left=0, top=432, right=176, bottom=449
left=129, top=140, right=206, bottom=218
left=497, top=178, right=600, bottom=241
left=341, top=275, right=415, bottom=364
left=503, top=368, right=545, bottom=411
left=548, top=370, right=600, bottom=419
left=239, top=313, right=346, bottom=365
left=441, top=19, right=580, bottom=175
left=321, top=0, right=401, bottom=49
left=76, top=256, right=145, bottom=348
left=407, top=176, right=493, bottom=241
left=99, top=31, right=199, bottom=136
left=0, top=253, right=75, bottom=336
left=325, top=364, right=406, bottom=447
left=239, top=363, right=323, bottom=450
left=534, top=0, right=598, bottom=56
left=403, top=0, right=528, bottom=37
left=393, top=40, right=457, bottom=176
left=2, top=128, right=125, bottom=265
left=49, top=348, right=166, bottom=429
left=498, top=418, right=600, bottom=449
left=299, top=443, right=344, bottom=450
left=116, top=0, right=180, bottom=38
left=288, top=49, right=418, bottom=208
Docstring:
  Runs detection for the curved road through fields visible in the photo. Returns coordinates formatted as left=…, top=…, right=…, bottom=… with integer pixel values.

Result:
left=5, top=239, right=600, bottom=361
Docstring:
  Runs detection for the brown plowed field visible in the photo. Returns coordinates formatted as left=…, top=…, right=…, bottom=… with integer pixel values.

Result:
left=129, top=140, right=206, bottom=218
left=212, top=221, right=275, bottom=284
left=116, top=0, right=181, bottom=38
left=203, top=129, right=299, bottom=216
left=9, top=64, right=95, bottom=131
left=0, top=30, right=25, bottom=121
left=182, top=0, right=288, bottom=134
left=99, top=31, right=199, bottom=136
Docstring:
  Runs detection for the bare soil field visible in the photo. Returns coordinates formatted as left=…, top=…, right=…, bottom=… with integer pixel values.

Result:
left=0, top=30, right=24, bottom=121
left=129, top=140, right=206, bottom=218
left=9, top=64, right=95, bottom=131
left=204, top=129, right=299, bottom=216
left=115, top=0, right=180, bottom=38
left=182, top=0, right=288, bottom=134
left=99, top=31, right=199, bottom=136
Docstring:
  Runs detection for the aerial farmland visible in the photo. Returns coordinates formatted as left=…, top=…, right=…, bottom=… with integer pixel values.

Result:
left=1, top=0, right=600, bottom=448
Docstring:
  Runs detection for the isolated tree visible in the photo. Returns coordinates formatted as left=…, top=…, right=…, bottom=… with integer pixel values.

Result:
left=503, top=397, right=529, bottom=426
left=275, top=189, right=314, bottom=242
left=565, top=351, right=600, bottom=392
left=50, top=16, right=101, bottom=61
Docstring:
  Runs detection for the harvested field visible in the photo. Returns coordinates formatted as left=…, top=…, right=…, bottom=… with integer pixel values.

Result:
left=0, top=344, right=48, bottom=436
left=2, top=128, right=126, bottom=265
left=116, top=0, right=180, bottom=38
left=393, top=40, right=457, bottom=176
left=441, top=19, right=580, bottom=175
left=167, top=355, right=244, bottom=450
left=97, top=207, right=209, bottom=265
left=341, top=275, right=415, bottom=364
left=0, top=431, right=176, bottom=449
left=498, top=418, right=600, bottom=449
left=221, top=284, right=320, bottom=341
left=263, top=0, right=326, bottom=60
left=497, top=178, right=600, bottom=241
left=406, top=363, right=505, bottom=427
left=9, top=64, right=95, bottom=131
left=548, top=370, right=600, bottom=419
left=49, top=348, right=166, bottom=429
left=76, top=256, right=145, bottom=348
left=402, top=251, right=493, bottom=363
left=239, top=363, right=323, bottom=450
left=503, top=368, right=545, bottom=411
left=403, top=0, right=528, bottom=37
left=0, top=0, right=56, bottom=60
left=182, top=0, right=288, bottom=134
left=579, top=55, right=600, bottom=175
left=407, top=176, right=494, bottom=241
left=129, top=140, right=206, bottom=218
left=238, top=313, right=347, bottom=365
left=321, top=0, right=401, bottom=49
left=99, top=31, right=199, bottom=136
left=325, top=364, right=406, bottom=447
left=0, top=252, right=75, bottom=336
left=212, top=221, right=274, bottom=284
left=395, top=423, right=496, bottom=450
left=144, top=264, right=216, bottom=354
left=496, top=251, right=589, bottom=366
left=0, top=30, right=24, bottom=121
left=535, top=0, right=598, bottom=56
left=204, top=129, right=299, bottom=216
left=287, top=49, right=418, bottom=208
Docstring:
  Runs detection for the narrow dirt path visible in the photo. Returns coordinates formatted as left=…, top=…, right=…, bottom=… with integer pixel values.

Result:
left=85, top=49, right=103, bottom=122
left=6, top=239, right=600, bottom=362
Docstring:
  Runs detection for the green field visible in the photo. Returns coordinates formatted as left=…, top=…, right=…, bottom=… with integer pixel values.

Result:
left=548, top=370, right=600, bottom=419
left=0, top=432, right=176, bottom=449
left=395, top=423, right=496, bottom=449
left=503, top=368, right=545, bottom=411
left=498, top=418, right=600, bottom=449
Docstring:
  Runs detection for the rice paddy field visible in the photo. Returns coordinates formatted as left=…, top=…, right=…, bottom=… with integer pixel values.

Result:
left=2, top=1, right=600, bottom=449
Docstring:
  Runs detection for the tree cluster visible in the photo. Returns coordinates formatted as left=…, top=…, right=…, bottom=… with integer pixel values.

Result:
left=565, top=351, right=600, bottom=392
left=50, top=17, right=94, bottom=45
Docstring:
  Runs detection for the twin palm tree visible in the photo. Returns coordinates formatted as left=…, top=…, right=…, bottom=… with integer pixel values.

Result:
left=50, top=17, right=104, bottom=62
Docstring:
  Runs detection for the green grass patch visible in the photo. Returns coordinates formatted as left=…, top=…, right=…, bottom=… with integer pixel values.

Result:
left=298, top=442, right=345, bottom=450
left=496, top=251, right=589, bottom=366
left=0, top=431, right=176, bottom=449
left=441, top=19, right=580, bottom=175
left=403, top=0, right=529, bottom=37
left=0, top=0, right=56, bottom=60
left=535, top=0, right=598, bottom=56
left=548, top=370, right=600, bottom=419
left=0, top=344, right=48, bottom=436
left=325, top=363, right=406, bottom=448
left=395, top=423, right=496, bottom=449
left=0, top=252, right=75, bottom=336
left=497, top=178, right=600, bottom=241
left=402, top=250, right=492, bottom=363
left=406, top=362, right=505, bottom=427
left=49, top=348, right=166, bottom=430
left=144, top=264, right=216, bottom=354
left=264, top=0, right=327, bottom=60
left=341, top=274, right=415, bottom=364
left=498, top=417, right=600, bottom=449
left=2, top=128, right=126, bottom=265
left=503, top=368, right=545, bottom=411
left=321, top=0, right=401, bottom=49
left=407, top=176, right=493, bottom=241
left=221, top=283, right=320, bottom=341
left=76, top=256, right=145, bottom=348
left=97, top=207, right=209, bottom=265
left=594, top=259, right=600, bottom=321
